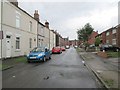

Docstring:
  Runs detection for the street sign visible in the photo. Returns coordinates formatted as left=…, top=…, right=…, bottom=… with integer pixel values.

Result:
left=0, top=31, right=3, bottom=39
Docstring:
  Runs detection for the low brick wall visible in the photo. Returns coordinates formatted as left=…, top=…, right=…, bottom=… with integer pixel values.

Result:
left=97, top=51, right=108, bottom=58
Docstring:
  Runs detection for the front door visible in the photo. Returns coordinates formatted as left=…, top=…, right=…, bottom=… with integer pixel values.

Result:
left=6, top=35, right=11, bottom=58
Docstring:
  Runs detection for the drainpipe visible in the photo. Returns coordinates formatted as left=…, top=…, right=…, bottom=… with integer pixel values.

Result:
left=37, top=22, right=38, bottom=47
left=1, top=0, right=3, bottom=60
left=49, top=29, right=50, bottom=50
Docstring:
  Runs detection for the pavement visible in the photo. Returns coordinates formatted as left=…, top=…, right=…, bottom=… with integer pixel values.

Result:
left=2, top=47, right=103, bottom=88
left=78, top=48, right=119, bottom=89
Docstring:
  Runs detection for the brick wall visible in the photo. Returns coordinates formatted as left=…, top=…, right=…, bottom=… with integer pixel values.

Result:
left=88, top=31, right=98, bottom=45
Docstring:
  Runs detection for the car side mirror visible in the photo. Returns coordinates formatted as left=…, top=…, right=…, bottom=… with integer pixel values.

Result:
left=45, top=49, right=48, bottom=52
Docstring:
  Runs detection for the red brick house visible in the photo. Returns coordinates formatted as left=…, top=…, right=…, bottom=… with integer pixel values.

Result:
left=87, top=31, right=98, bottom=45
left=64, top=37, right=69, bottom=46
left=96, top=24, right=120, bottom=47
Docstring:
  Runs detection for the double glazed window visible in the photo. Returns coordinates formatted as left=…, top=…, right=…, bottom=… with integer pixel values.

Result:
left=112, top=39, right=116, bottom=45
left=16, top=11, right=20, bottom=28
left=29, top=21, right=32, bottom=31
left=16, top=37, right=20, bottom=49
left=106, top=40, right=109, bottom=44
left=106, top=32, right=109, bottom=36
left=112, top=29, right=116, bottom=34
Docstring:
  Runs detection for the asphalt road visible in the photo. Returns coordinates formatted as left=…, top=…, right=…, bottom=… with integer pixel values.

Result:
left=3, top=47, right=103, bottom=88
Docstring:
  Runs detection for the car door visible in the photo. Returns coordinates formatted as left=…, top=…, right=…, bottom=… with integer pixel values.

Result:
left=45, top=49, right=49, bottom=59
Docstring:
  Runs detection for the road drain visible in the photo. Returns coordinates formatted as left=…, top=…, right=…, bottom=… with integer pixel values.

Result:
left=43, top=76, right=49, bottom=80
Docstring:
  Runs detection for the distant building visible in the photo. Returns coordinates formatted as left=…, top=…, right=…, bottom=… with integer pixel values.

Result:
left=64, top=37, right=69, bottom=46
left=55, top=32, right=60, bottom=46
left=50, top=30, right=55, bottom=50
left=69, top=40, right=77, bottom=46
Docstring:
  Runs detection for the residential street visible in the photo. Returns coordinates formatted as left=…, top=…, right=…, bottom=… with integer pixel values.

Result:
left=3, top=47, right=103, bottom=88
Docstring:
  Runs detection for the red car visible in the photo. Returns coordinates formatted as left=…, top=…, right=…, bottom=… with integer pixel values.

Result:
left=52, top=47, right=62, bottom=54
left=61, top=47, right=66, bottom=51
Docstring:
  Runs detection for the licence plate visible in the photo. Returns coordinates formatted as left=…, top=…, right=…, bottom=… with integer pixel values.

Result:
left=30, top=57, right=36, bottom=59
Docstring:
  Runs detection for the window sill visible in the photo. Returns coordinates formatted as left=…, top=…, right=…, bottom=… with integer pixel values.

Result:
left=15, top=49, right=21, bottom=52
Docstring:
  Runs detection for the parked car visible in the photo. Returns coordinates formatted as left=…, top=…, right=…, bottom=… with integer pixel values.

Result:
left=52, top=47, right=62, bottom=54
left=74, top=45, right=78, bottom=48
left=100, top=44, right=120, bottom=52
left=61, top=46, right=66, bottom=51
left=65, top=45, right=70, bottom=49
left=27, top=47, right=51, bottom=63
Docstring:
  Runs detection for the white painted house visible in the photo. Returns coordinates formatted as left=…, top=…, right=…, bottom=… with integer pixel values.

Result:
left=1, top=1, right=37, bottom=58
left=44, top=21, right=50, bottom=49
left=50, top=30, right=56, bottom=50
left=37, top=22, right=45, bottom=48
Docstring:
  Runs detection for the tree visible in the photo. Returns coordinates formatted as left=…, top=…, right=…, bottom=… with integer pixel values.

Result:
left=77, top=23, right=94, bottom=43
left=77, top=23, right=94, bottom=50
left=95, top=37, right=101, bottom=46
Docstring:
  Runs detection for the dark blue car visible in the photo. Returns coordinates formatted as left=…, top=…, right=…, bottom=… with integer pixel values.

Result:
left=27, top=47, right=51, bottom=63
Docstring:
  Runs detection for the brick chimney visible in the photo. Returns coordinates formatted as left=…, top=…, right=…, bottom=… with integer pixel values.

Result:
left=45, top=21, right=49, bottom=29
left=34, top=10, right=39, bottom=21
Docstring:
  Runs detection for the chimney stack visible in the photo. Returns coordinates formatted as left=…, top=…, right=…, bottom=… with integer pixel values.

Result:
left=9, top=0, right=18, bottom=7
left=45, top=21, right=49, bottom=29
left=34, top=10, right=39, bottom=21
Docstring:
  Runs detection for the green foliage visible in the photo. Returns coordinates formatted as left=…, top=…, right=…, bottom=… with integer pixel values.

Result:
left=107, top=52, right=120, bottom=58
left=95, top=37, right=101, bottom=46
left=77, top=23, right=94, bottom=42
left=84, top=42, right=90, bottom=47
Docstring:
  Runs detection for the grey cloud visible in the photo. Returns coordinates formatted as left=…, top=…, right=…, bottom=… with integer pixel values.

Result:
left=18, top=1, right=118, bottom=39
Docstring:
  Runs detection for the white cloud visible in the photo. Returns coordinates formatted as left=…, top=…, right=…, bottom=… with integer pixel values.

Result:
left=64, top=5, right=118, bottom=34
left=18, top=1, right=118, bottom=39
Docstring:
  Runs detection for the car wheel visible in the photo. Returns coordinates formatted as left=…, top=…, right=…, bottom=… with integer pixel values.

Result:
left=43, top=56, right=46, bottom=62
left=49, top=56, right=51, bottom=60
left=27, top=61, right=30, bottom=63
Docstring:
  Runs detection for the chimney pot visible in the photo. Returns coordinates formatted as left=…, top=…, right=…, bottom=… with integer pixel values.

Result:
left=34, top=10, right=39, bottom=21
left=45, top=21, right=49, bottom=29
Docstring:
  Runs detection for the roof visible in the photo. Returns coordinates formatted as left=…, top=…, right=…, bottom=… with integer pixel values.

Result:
left=10, top=1, right=45, bottom=27
left=96, top=24, right=119, bottom=37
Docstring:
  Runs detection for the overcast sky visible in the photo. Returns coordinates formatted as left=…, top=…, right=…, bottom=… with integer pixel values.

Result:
left=18, top=0, right=119, bottom=40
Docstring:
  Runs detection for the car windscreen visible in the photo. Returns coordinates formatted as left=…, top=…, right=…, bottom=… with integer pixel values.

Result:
left=54, top=47, right=60, bottom=49
left=32, top=48, right=44, bottom=52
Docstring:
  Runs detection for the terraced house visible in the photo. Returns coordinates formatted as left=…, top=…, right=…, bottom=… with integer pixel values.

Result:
left=1, top=1, right=38, bottom=58
left=0, top=0, right=69, bottom=59
left=96, top=24, right=120, bottom=48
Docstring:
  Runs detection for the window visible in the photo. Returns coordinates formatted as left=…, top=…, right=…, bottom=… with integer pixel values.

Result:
left=16, top=15, right=20, bottom=28
left=112, top=39, right=116, bottom=45
left=40, top=26, right=44, bottom=36
left=29, top=38, right=32, bottom=48
left=112, top=29, right=116, bottom=34
left=106, top=32, right=109, bottom=36
left=16, top=37, right=20, bottom=49
left=6, top=35, right=11, bottom=38
left=29, top=21, right=32, bottom=31
left=106, top=40, right=109, bottom=44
